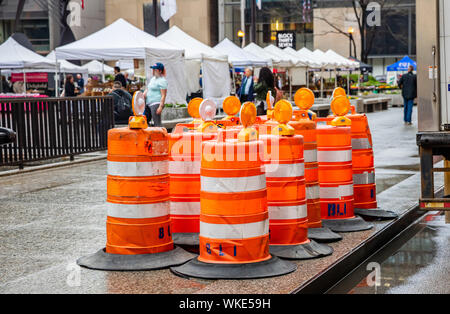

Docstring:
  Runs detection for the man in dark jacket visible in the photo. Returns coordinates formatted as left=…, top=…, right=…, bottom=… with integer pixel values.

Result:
left=108, top=81, right=133, bottom=124
left=114, top=66, right=127, bottom=89
left=237, top=68, right=255, bottom=103
left=398, top=65, right=417, bottom=125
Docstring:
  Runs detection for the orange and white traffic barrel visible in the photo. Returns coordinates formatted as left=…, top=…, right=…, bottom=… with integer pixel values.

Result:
left=288, top=88, right=342, bottom=242
left=77, top=91, right=194, bottom=271
left=169, top=131, right=217, bottom=245
left=171, top=102, right=296, bottom=279
left=261, top=129, right=333, bottom=257
left=316, top=97, right=373, bottom=233
left=347, top=107, right=397, bottom=219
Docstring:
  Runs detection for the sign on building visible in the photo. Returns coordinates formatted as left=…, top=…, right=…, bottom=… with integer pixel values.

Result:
left=276, top=31, right=296, bottom=49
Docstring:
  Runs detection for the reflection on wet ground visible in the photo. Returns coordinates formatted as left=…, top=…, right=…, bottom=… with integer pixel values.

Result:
left=328, top=213, right=450, bottom=294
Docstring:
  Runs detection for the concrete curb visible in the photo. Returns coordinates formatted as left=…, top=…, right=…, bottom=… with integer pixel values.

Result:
left=0, top=155, right=106, bottom=178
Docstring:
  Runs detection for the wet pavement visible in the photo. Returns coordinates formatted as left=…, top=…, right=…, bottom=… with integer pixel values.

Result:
left=329, top=212, right=450, bottom=294
left=0, top=107, right=446, bottom=294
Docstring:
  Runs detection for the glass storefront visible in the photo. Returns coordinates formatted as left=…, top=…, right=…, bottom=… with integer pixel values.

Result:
left=222, top=0, right=313, bottom=49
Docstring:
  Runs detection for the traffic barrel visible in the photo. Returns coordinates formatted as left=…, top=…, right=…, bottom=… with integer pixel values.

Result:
left=169, top=131, right=217, bottom=245
left=261, top=100, right=333, bottom=259
left=221, top=96, right=241, bottom=126
left=316, top=96, right=373, bottom=232
left=171, top=102, right=296, bottom=279
left=288, top=88, right=342, bottom=242
left=77, top=91, right=194, bottom=271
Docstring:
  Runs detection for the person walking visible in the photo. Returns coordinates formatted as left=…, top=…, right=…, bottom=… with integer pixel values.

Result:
left=76, top=73, right=85, bottom=94
left=237, top=68, right=255, bottom=103
left=63, top=74, right=76, bottom=97
left=114, top=66, right=127, bottom=89
left=398, top=65, right=417, bottom=125
left=143, top=63, right=167, bottom=127
left=108, top=81, right=133, bottom=124
left=254, top=67, right=278, bottom=116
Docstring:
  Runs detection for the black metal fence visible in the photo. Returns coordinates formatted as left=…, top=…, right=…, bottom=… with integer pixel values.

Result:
left=0, top=96, right=114, bottom=168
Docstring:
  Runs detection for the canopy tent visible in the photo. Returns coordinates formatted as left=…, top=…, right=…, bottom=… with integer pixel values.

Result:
left=80, top=60, right=115, bottom=75
left=264, top=44, right=300, bottom=68
left=214, top=38, right=270, bottom=67
left=0, top=37, right=55, bottom=69
left=297, top=47, right=326, bottom=68
left=324, top=49, right=359, bottom=69
left=349, top=57, right=373, bottom=73
left=244, top=43, right=282, bottom=68
left=46, top=51, right=88, bottom=74
left=55, top=18, right=187, bottom=104
left=159, top=26, right=230, bottom=100
left=284, top=47, right=320, bottom=68
left=386, top=56, right=416, bottom=71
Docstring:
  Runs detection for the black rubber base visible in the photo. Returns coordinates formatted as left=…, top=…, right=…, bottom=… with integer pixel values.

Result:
left=308, top=227, right=343, bottom=243
left=172, top=233, right=199, bottom=246
left=76, top=246, right=196, bottom=271
left=269, top=240, right=333, bottom=260
left=322, top=216, right=374, bottom=233
left=355, top=208, right=399, bottom=220
left=170, top=256, right=297, bottom=280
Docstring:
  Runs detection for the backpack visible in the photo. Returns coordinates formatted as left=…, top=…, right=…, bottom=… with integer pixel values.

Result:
left=113, top=90, right=132, bottom=122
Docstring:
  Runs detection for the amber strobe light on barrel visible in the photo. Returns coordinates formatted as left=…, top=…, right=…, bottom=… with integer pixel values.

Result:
left=76, top=91, right=194, bottom=271
left=317, top=96, right=373, bottom=233
left=171, top=102, right=296, bottom=279
left=289, top=88, right=342, bottom=242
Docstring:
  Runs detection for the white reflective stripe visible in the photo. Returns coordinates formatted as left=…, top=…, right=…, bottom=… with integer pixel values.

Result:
left=268, top=204, right=307, bottom=220
left=201, top=174, right=266, bottom=193
left=318, top=150, right=352, bottom=163
left=306, top=185, right=320, bottom=200
left=169, top=160, right=201, bottom=175
left=353, top=172, right=375, bottom=185
left=265, top=163, right=304, bottom=178
left=200, top=220, right=269, bottom=239
left=320, top=184, right=354, bottom=199
left=170, top=201, right=200, bottom=215
left=352, top=138, right=372, bottom=150
left=107, top=160, right=168, bottom=177
left=107, top=201, right=169, bottom=219
left=304, top=149, right=317, bottom=163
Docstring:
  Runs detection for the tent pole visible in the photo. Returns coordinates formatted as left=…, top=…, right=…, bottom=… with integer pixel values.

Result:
left=55, top=61, right=59, bottom=97
left=289, top=68, right=292, bottom=101
left=0, top=69, right=3, bottom=94
left=306, top=67, right=309, bottom=89
left=347, top=70, right=350, bottom=96
left=232, top=66, right=236, bottom=95
left=335, top=68, right=337, bottom=88
left=102, top=59, right=105, bottom=83
left=320, top=67, right=324, bottom=99
left=23, top=69, right=26, bottom=94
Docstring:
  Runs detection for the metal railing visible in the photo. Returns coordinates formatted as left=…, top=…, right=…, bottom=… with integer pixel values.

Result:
left=0, top=96, right=114, bottom=168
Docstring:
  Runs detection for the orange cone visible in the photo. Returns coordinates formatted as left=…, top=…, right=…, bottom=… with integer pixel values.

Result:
left=77, top=91, right=194, bottom=270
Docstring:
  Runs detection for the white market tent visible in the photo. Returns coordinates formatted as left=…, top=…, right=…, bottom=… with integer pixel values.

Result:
left=297, top=47, right=327, bottom=68
left=264, top=44, right=297, bottom=68
left=214, top=38, right=270, bottom=67
left=0, top=37, right=56, bottom=69
left=284, top=47, right=320, bottom=69
left=55, top=18, right=187, bottom=104
left=244, top=43, right=281, bottom=68
left=80, top=60, right=115, bottom=76
left=264, top=45, right=308, bottom=98
left=324, top=49, right=358, bottom=69
left=46, top=51, right=87, bottom=74
left=0, top=37, right=57, bottom=93
left=158, top=26, right=230, bottom=101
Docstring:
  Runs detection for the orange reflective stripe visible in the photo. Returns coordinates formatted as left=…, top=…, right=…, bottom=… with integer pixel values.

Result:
left=306, top=200, right=322, bottom=228
left=201, top=212, right=268, bottom=225
left=107, top=155, right=167, bottom=163
left=353, top=150, right=374, bottom=168
left=107, top=175, right=169, bottom=202
left=200, top=167, right=264, bottom=178
left=200, top=190, right=267, bottom=216
left=170, top=175, right=200, bottom=196
left=318, top=163, right=353, bottom=183
left=269, top=218, right=309, bottom=245
left=354, top=184, right=377, bottom=209
left=198, top=235, right=270, bottom=264
left=106, top=215, right=173, bottom=254
left=171, top=215, right=200, bottom=233
left=266, top=179, right=306, bottom=202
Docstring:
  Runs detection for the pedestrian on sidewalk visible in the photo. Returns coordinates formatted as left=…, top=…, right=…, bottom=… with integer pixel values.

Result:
left=108, top=81, right=133, bottom=124
left=143, top=63, right=167, bottom=127
left=398, top=65, right=417, bottom=125
left=237, top=68, right=255, bottom=103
